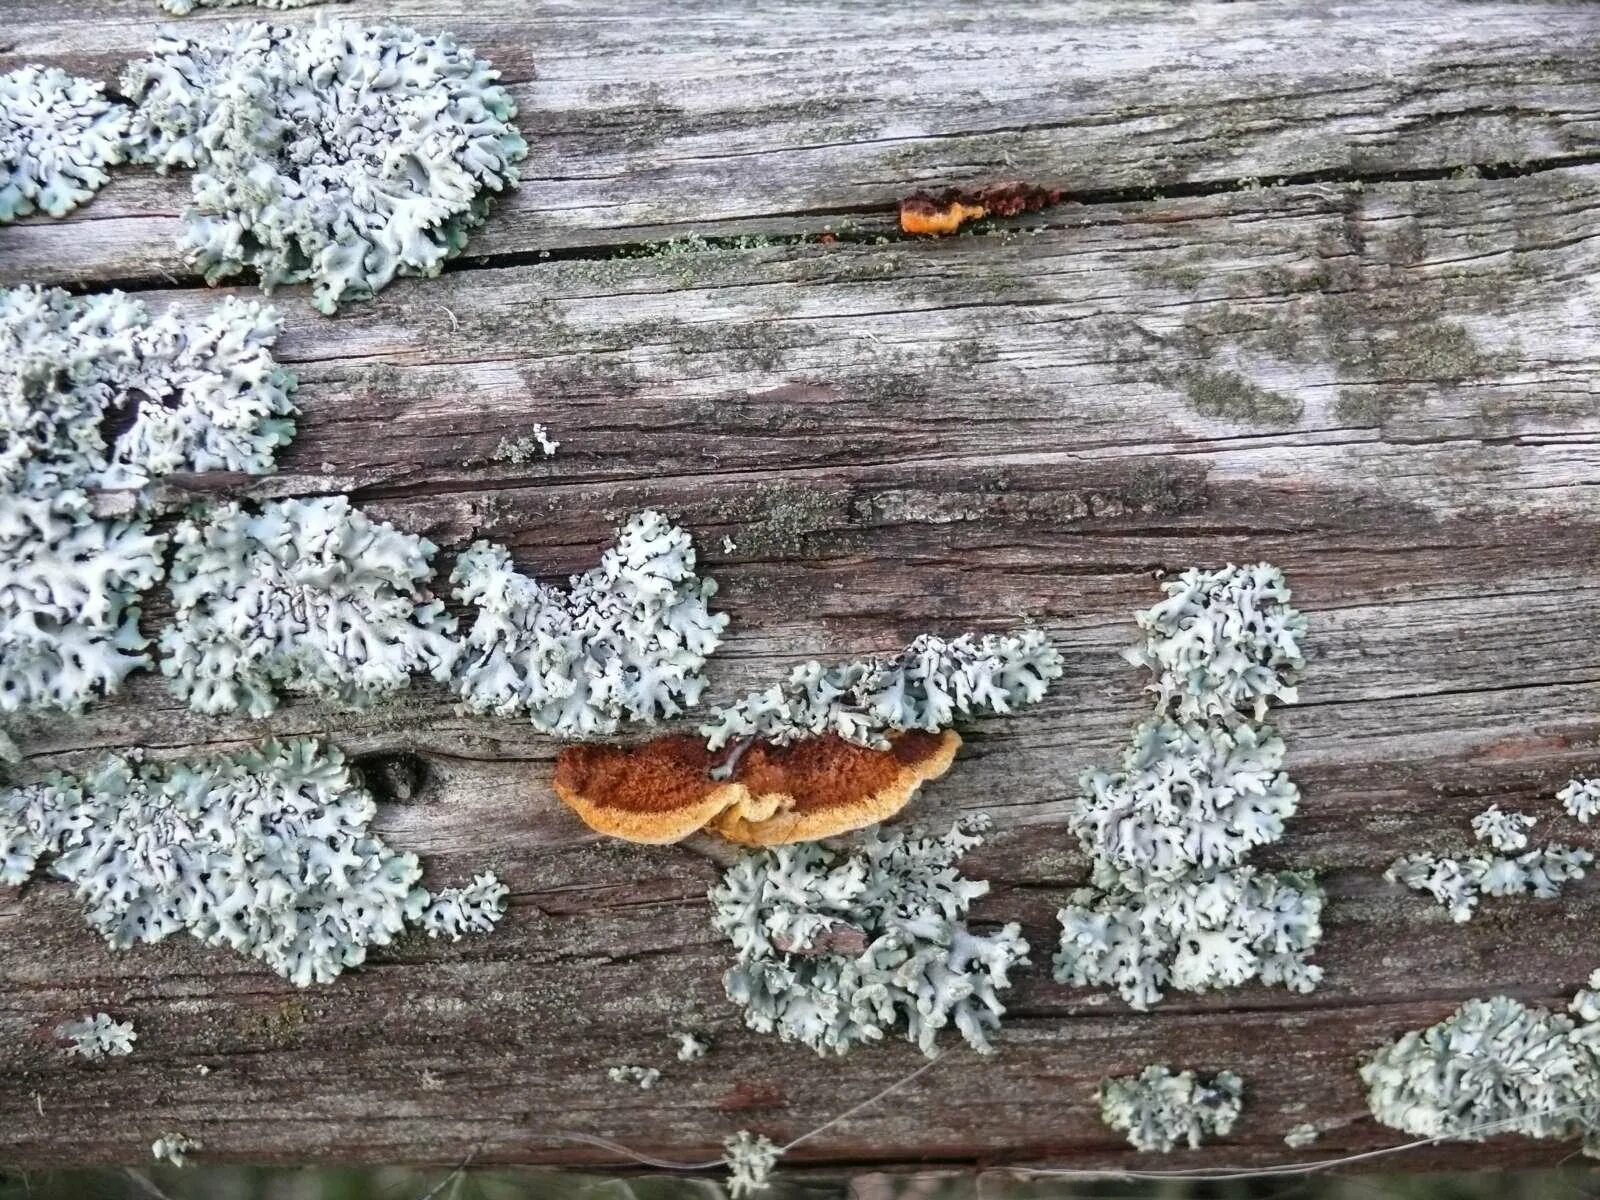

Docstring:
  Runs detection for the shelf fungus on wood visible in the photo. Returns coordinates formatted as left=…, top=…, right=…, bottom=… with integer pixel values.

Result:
left=898, top=182, right=1062, bottom=237
left=552, top=729, right=960, bottom=846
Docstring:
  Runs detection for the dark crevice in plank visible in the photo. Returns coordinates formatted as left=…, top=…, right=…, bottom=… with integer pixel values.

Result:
left=43, top=147, right=1600, bottom=298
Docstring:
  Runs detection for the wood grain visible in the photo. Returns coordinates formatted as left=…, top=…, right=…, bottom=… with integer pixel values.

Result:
left=4, top=0, right=1600, bottom=1179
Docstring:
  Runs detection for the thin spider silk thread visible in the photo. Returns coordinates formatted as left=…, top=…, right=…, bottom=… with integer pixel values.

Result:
left=554, top=1055, right=945, bottom=1170
left=558, top=1080, right=1600, bottom=1182
left=1009, top=1100, right=1600, bottom=1182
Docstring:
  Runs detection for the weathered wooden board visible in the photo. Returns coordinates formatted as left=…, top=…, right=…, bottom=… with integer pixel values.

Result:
left=4, top=0, right=1600, bottom=1183
left=5, top=0, right=1600, bottom=282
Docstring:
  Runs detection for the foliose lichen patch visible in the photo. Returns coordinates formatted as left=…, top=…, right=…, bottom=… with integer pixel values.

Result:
left=452, top=510, right=728, bottom=738
left=123, top=19, right=527, bottom=312
left=701, top=629, right=1062, bottom=751
left=0, top=66, right=127, bottom=223
left=0, top=285, right=296, bottom=498
left=160, top=497, right=459, bottom=716
left=710, top=816, right=1028, bottom=1057
left=0, top=738, right=498, bottom=986
left=1056, top=564, right=1323, bottom=1009
left=1098, top=1065, right=1244, bottom=1152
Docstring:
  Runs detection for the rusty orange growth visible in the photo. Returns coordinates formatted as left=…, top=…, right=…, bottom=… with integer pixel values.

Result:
left=899, top=182, right=1063, bottom=237
left=553, top=730, right=961, bottom=846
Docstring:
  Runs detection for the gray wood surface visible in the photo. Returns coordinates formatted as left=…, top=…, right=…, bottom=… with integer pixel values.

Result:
left=4, top=0, right=1600, bottom=1180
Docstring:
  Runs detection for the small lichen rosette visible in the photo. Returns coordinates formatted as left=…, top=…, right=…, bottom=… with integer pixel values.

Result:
left=711, top=817, right=1029, bottom=1057
left=452, top=510, right=728, bottom=738
left=160, top=497, right=459, bottom=715
left=56, top=1013, right=136, bottom=1059
left=1, top=66, right=128, bottom=223
left=1070, top=718, right=1299, bottom=884
left=0, top=489, right=167, bottom=715
left=1385, top=845, right=1591, bottom=923
left=122, top=19, right=528, bottom=312
left=1099, top=1065, right=1244, bottom=1152
left=1126, top=563, right=1306, bottom=723
left=1560, top=777, right=1600, bottom=824
left=0, top=285, right=296, bottom=496
left=1361, top=996, right=1600, bottom=1154
left=702, top=629, right=1063, bottom=751
left=0, top=739, right=428, bottom=986
left=418, top=871, right=508, bottom=940
left=1055, top=863, right=1324, bottom=1011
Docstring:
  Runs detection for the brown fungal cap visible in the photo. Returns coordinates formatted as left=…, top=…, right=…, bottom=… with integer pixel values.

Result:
left=710, top=730, right=961, bottom=847
left=552, top=730, right=961, bottom=846
left=552, top=736, right=743, bottom=844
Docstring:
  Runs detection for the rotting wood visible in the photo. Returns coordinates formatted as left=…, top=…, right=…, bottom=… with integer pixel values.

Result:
left=3, top=0, right=1600, bottom=1179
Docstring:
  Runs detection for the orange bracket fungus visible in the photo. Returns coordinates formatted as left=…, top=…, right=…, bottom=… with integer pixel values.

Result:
left=899, top=182, right=1062, bottom=237
left=553, top=730, right=960, bottom=846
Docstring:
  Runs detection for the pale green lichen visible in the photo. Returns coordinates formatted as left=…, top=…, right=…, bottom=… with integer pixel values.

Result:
left=1125, top=563, right=1306, bottom=724
left=152, top=1132, right=201, bottom=1167
left=162, top=0, right=342, bottom=11
left=418, top=871, right=507, bottom=941
left=1098, top=1065, right=1244, bottom=1152
left=56, top=1012, right=136, bottom=1060
left=123, top=19, right=527, bottom=312
left=491, top=427, right=558, bottom=464
left=0, top=490, right=167, bottom=716
left=0, top=739, right=498, bottom=986
left=711, top=817, right=1028, bottom=1057
left=1560, top=777, right=1600, bottom=824
left=1471, top=803, right=1535, bottom=853
left=1361, top=996, right=1600, bottom=1154
left=702, top=629, right=1062, bottom=751
left=1070, top=718, right=1299, bottom=883
left=451, top=511, right=726, bottom=738
left=606, top=1064, right=660, bottom=1090
left=160, top=497, right=458, bottom=716
left=671, top=1031, right=709, bottom=1062
left=1, top=285, right=296, bottom=497
left=1056, top=565, right=1321, bottom=1008
left=723, top=1131, right=781, bottom=1199
left=0, top=66, right=127, bottom=223
left=1283, top=1122, right=1320, bottom=1148
left=1573, top=971, right=1600, bottom=1023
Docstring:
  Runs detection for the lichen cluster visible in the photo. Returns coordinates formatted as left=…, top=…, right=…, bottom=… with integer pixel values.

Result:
left=1056, top=564, right=1323, bottom=1009
left=418, top=871, right=508, bottom=941
left=1098, top=1064, right=1244, bottom=1152
left=1560, top=777, right=1600, bottom=824
left=1, top=285, right=296, bottom=497
left=0, top=65, right=127, bottom=223
left=1470, top=803, right=1535, bottom=853
left=723, top=1131, right=781, bottom=1199
left=0, top=285, right=296, bottom=716
left=0, top=738, right=497, bottom=986
left=451, top=510, right=728, bottom=738
left=701, top=629, right=1062, bottom=751
left=152, top=1132, right=201, bottom=1167
left=56, top=1012, right=137, bottom=1060
left=710, top=816, right=1029, bottom=1057
left=123, top=19, right=527, bottom=312
left=1070, top=718, right=1299, bottom=883
left=0, top=490, right=167, bottom=716
left=1362, top=995, right=1600, bottom=1154
left=160, top=497, right=458, bottom=716
left=1386, top=801, right=1590, bottom=922
left=1124, top=563, right=1306, bottom=722
left=606, top=1064, right=660, bottom=1090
